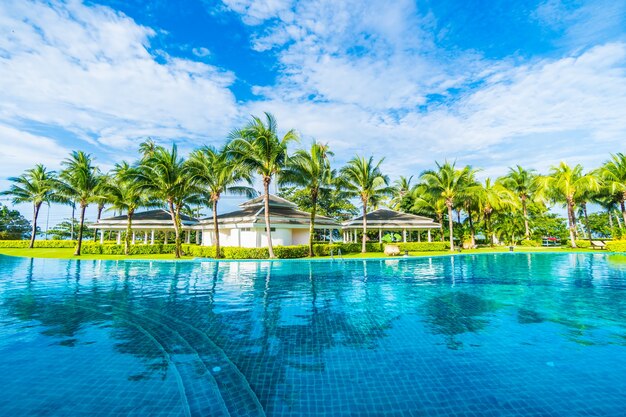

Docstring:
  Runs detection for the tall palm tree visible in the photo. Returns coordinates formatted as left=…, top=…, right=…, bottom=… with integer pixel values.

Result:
left=340, top=156, right=391, bottom=253
left=134, top=142, right=196, bottom=258
left=599, top=153, right=626, bottom=226
left=187, top=145, right=255, bottom=259
left=411, top=184, right=446, bottom=241
left=279, top=142, right=334, bottom=257
left=477, top=178, right=518, bottom=245
left=59, top=151, right=101, bottom=256
left=102, top=162, right=147, bottom=255
left=458, top=167, right=481, bottom=247
left=390, top=175, right=413, bottom=210
left=1, top=164, right=61, bottom=248
left=91, top=173, right=111, bottom=242
left=536, top=162, right=600, bottom=248
left=420, top=161, right=471, bottom=251
left=500, top=166, right=538, bottom=240
left=228, top=112, right=299, bottom=258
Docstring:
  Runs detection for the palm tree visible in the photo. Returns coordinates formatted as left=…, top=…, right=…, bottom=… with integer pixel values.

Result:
left=390, top=175, right=413, bottom=210
left=187, top=145, right=255, bottom=258
left=91, top=173, right=111, bottom=242
left=536, top=162, right=600, bottom=248
left=500, top=166, right=538, bottom=240
left=279, top=142, right=334, bottom=257
left=134, top=142, right=196, bottom=258
left=1, top=164, right=61, bottom=248
left=599, top=153, right=626, bottom=226
left=340, top=156, right=391, bottom=253
left=477, top=178, right=518, bottom=245
left=59, top=151, right=101, bottom=256
left=228, top=112, right=299, bottom=258
left=458, top=167, right=481, bottom=247
left=411, top=184, right=446, bottom=241
left=420, top=161, right=471, bottom=251
left=103, top=162, right=147, bottom=255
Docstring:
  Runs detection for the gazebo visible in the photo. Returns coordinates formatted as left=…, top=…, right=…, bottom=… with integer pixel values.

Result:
left=342, top=208, right=441, bottom=243
left=89, top=210, right=199, bottom=245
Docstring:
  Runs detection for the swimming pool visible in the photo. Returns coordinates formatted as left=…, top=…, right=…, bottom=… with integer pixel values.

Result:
left=1, top=253, right=625, bottom=416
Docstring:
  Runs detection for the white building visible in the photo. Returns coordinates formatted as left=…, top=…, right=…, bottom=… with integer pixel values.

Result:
left=197, top=195, right=341, bottom=248
left=342, top=208, right=441, bottom=243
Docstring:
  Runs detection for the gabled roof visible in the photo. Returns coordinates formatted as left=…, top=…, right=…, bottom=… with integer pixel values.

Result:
left=239, top=194, right=297, bottom=209
left=343, top=208, right=440, bottom=228
left=99, top=209, right=196, bottom=222
left=91, top=209, right=198, bottom=228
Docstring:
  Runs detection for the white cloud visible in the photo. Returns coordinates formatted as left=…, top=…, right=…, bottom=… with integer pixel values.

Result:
left=0, top=0, right=238, bottom=152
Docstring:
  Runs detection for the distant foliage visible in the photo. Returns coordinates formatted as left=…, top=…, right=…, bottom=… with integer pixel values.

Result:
left=0, top=240, right=76, bottom=248
left=395, top=242, right=450, bottom=252
left=0, top=204, right=32, bottom=240
left=48, top=218, right=95, bottom=240
left=606, top=241, right=626, bottom=252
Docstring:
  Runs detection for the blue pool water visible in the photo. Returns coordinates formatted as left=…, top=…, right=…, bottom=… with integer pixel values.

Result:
left=1, top=253, right=626, bottom=416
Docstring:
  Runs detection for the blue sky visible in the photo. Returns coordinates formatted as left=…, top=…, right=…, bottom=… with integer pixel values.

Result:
left=1, top=0, right=625, bottom=224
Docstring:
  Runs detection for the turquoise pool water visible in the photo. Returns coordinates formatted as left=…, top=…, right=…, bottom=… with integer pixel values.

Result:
left=1, top=253, right=626, bottom=416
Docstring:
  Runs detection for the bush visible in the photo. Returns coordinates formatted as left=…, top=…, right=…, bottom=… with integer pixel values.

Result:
left=182, top=244, right=218, bottom=258
left=312, top=242, right=384, bottom=256
left=0, top=240, right=77, bottom=248
left=81, top=243, right=177, bottom=255
left=520, top=239, right=542, bottom=247
left=222, top=247, right=269, bottom=259
left=395, top=242, right=450, bottom=252
left=606, top=240, right=626, bottom=252
left=574, top=240, right=591, bottom=249
left=273, top=245, right=309, bottom=259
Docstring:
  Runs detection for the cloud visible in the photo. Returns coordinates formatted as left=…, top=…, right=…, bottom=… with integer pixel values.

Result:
left=0, top=0, right=238, bottom=153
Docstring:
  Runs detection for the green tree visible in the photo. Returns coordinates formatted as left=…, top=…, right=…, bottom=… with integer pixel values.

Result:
left=420, top=161, right=471, bottom=251
left=134, top=143, right=196, bottom=258
left=0, top=204, right=32, bottom=240
left=340, top=156, right=391, bottom=253
left=59, top=152, right=101, bottom=255
left=477, top=178, right=518, bottom=245
left=390, top=175, right=413, bottom=211
left=1, top=164, right=61, bottom=247
left=410, top=184, right=446, bottom=241
left=228, top=112, right=299, bottom=258
left=187, top=145, right=255, bottom=259
left=500, top=166, right=538, bottom=240
left=279, top=142, right=334, bottom=257
left=536, top=162, right=600, bottom=248
left=48, top=218, right=95, bottom=241
left=599, top=153, right=626, bottom=226
left=278, top=186, right=358, bottom=221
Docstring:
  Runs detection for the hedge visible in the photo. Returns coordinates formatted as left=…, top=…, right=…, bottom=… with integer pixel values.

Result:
left=519, top=239, right=542, bottom=247
left=393, top=242, right=450, bottom=252
left=574, top=240, right=591, bottom=249
left=606, top=240, right=626, bottom=252
left=222, top=247, right=269, bottom=259
left=312, top=242, right=383, bottom=256
left=0, top=240, right=77, bottom=248
left=81, top=243, right=177, bottom=255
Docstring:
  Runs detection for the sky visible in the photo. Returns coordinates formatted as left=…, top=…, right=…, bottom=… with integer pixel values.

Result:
left=0, top=0, right=625, bottom=226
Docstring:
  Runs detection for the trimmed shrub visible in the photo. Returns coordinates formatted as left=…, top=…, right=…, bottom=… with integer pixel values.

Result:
left=574, top=240, right=591, bottom=249
left=312, top=242, right=384, bottom=256
left=395, top=242, right=450, bottom=252
left=273, top=245, right=309, bottom=259
left=81, top=243, right=177, bottom=255
left=182, top=244, right=219, bottom=258
left=222, top=247, right=269, bottom=259
left=0, top=240, right=77, bottom=248
left=606, top=240, right=626, bottom=252
left=520, top=239, right=542, bottom=247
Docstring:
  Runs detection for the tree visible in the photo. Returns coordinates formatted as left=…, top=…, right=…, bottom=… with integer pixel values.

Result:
left=536, top=162, right=600, bottom=248
left=134, top=142, right=196, bottom=258
left=500, top=166, right=538, bottom=240
left=340, top=156, right=391, bottom=253
left=187, top=145, right=255, bottom=259
left=102, top=162, right=147, bottom=255
left=420, top=161, right=471, bottom=251
left=91, top=173, right=111, bottom=242
left=48, top=218, right=95, bottom=241
left=390, top=175, right=413, bottom=211
left=1, top=164, right=61, bottom=247
left=476, top=178, right=518, bottom=245
left=278, top=186, right=358, bottom=221
left=0, top=204, right=32, bottom=240
left=599, top=153, right=626, bottom=226
left=59, top=152, right=101, bottom=255
left=280, top=142, right=334, bottom=257
left=410, top=184, right=446, bottom=241
left=228, top=112, right=299, bottom=258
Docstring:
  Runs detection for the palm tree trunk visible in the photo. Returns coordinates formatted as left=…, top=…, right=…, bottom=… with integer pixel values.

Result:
left=213, top=198, right=221, bottom=259
left=486, top=212, right=493, bottom=246
left=361, top=198, right=368, bottom=253
left=308, top=190, right=318, bottom=257
left=567, top=198, right=577, bottom=248
left=582, top=202, right=592, bottom=243
left=608, top=209, right=614, bottom=230
left=93, top=204, right=104, bottom=242
left=263, top=177, right=274, bottom=258
left=522, top=197, right=530, bottom=239
left=167, top=200, right=181, bottom=258
left=447, top=202, right=454, bottom=251
left=74, top=204, right=86, bottom=256
left=29, top=202, right=41, bottom=249
left=468, top=207, right=475, bottom=247
left=124, top=210, right=133, bottom=255
left=621, top=198, right=626, bottom=227
left=438, top=213, right=444, bottom=242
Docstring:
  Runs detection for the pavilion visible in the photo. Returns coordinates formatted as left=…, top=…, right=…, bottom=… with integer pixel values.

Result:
left=89, top=210, right=199, bottom=244
left=342, top=208, right=441, bottom=243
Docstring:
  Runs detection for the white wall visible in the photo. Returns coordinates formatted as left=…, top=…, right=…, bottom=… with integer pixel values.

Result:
left=292, top=229, right=309, bottom=245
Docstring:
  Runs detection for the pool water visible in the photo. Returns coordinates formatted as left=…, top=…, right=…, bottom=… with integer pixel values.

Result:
left=1, top=253, right=626, bottom=416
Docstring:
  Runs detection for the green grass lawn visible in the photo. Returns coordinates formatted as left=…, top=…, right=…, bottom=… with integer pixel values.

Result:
left=0, top=245, right=597, bottom=261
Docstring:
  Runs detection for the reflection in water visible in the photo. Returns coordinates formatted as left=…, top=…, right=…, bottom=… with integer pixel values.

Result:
left=1, top=254, right=626, bottom=416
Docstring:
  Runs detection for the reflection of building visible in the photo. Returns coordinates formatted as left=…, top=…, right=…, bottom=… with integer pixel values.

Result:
left=342, top=208, right=441, bottom=243
left=196, top=195, right=341, bottom=248
left=89, top=210, right=198, bottom=244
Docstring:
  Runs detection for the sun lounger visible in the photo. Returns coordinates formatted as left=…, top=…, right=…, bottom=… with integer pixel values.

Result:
left=591, top=240, right=606, bottom=250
